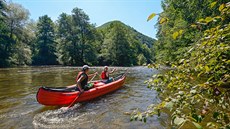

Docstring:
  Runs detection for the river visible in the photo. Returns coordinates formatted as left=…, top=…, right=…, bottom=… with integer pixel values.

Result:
left=0, top=66, right=170, bottom=129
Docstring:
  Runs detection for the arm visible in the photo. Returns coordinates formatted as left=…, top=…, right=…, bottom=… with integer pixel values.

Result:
left=77, top=75, right=86, bottom=92
left=109, top=68, right=116, bottom=74
left=88, top=72, right=98, bottom=79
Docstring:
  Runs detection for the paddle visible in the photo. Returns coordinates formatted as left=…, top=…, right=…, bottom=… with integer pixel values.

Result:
left=123, top=68, right=128, bottom=77
left=88, top=72, right=97, bottom=83
left=61, top=73, right=97, bottom=110
left=112, top=68, right=128, bottom=81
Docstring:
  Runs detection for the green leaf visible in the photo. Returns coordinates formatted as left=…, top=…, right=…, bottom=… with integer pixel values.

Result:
left=165, top=101, right=174, bottom=110
left=159, top=17, right=168, bottom=24
left=210, top=1, right=217, bottom=8
left=197, top=72, right=203, bottom=77
left=207, top=76, right=214, bottom=81
left=197, top=115, right=203, bottom=122
left=205, top=17, right=213, bottom=23
left=207, top=122, right=217, bottom=128
left=214, top=16, right=222, bottom=20
left=198, top=18, right=205, bottom=23
left=219, top=4, right=225, bottom=12
left=157, top=109, right=161, bottom=117
left=213, top=112, right=219, bottom=119
left=191, top=24, right=197, bottom=28
left=179, top=30, right=183, bottom=35
left=130, top=116, right=134, bottom=121
left=143, top=117, right=147, bottom=123
left=207, top=122, right=213, bottom=126
left=173, top=31, right=179, bottom=39
left=192, top=114, right=199, bottom=122
left=179, top=59, right=185, bottom=63
left=190, top=90, right=197, bottom=94
left=174, top=117, right=185, bottom=125
left=192, top=122, right=203, bottom=129
left=205, top=66, right=210, bottom=72
left=138, top=114, right=142, bottom=120
left=147, top=13, right=156, bottom=21
left=153, top=79, right=159, bottom=83
left=192, top=114, right=203, bottom=122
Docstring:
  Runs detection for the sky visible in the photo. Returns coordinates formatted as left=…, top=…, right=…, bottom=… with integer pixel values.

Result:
left=10, top=0, right=162, bottom=39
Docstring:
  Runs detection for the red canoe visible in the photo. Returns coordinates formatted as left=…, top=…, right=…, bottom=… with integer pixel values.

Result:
left=36, top=74, right=126, bottom=106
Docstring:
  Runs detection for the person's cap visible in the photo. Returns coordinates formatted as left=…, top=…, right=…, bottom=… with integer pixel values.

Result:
left=82, top=65, right=90, bottom=70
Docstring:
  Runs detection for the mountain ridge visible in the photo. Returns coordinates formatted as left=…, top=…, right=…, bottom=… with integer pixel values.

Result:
left=97, top=20, right=156, bottom=48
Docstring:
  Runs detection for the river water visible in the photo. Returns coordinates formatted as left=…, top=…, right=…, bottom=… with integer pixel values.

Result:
left=0, top=66, right=170, bottom=129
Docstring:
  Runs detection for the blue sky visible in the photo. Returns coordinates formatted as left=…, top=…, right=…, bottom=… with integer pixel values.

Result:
left=10, top=0, right=162, bottom=39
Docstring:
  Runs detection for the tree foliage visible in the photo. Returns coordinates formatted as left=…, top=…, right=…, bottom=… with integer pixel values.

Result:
left=56, top=8, right=99, bottom=66
left=0, top=2, right=155, bottom=67
left=57, top=12, right=80, bottom=65
left=7, top=2, right=32, bottom=65
left=133, top=1, right=230, bottom=128
left=32, top=15, right=57, bottom=65
left=99, top=22, right=133, bottom=66
left=153, top=0, right=229, bottom=63
left=0, top=1, right=32, bottom=67
left=0, top=0, right=11, bottom=67
left=98, top=21, right=155, bottom=66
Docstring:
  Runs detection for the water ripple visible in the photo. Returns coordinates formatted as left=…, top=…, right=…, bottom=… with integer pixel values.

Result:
left=33, top=104, right=96, bottom=129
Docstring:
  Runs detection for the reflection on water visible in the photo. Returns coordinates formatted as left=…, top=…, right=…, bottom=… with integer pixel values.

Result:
left=0, top=66, right=170, bottom=129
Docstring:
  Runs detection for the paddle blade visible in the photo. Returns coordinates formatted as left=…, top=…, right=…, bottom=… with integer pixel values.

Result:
left=60, top=106, right=69, bottom=110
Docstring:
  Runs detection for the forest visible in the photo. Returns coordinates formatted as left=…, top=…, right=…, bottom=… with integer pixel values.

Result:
left=0, top=1, right=156, bottom=67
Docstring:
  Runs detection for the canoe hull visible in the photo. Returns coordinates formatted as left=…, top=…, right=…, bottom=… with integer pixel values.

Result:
left=36, top=76, right=126, bottom=106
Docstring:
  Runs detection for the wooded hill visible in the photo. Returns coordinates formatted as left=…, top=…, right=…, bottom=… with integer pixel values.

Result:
left=97, top=20, right=156, bottom=66
left=98, top=20, right=156, bottom=48
left=0, top=1, right=156, bottom=67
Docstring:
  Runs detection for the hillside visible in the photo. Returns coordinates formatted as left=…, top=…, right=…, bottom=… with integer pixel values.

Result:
left=95, top=20, right=156, bottom=66
left=97, top=20, right=156, bottom=48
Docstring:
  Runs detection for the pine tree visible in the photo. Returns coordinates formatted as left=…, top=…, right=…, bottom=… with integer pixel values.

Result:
left=33, top=15, right=57, bottom=65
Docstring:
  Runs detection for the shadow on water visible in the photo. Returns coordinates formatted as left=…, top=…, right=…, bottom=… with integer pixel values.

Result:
left=0, top=66, right=170, bottom=129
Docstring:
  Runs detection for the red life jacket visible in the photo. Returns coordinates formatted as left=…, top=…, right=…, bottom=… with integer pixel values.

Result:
left=76, top=71, right=83, bottom=82
left=101, top=71, right=109, bottom=79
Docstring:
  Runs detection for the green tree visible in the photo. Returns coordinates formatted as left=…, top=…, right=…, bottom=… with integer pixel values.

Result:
left=6, top=2, right=32, bottom=65
left=57, top=13, right=77, bottom=65
left=98, top=21, right=155, bottom=66
left=26, top=19, right=37, bottom=60
left=1, top=2, right=155, bottom=67
left=134, top=1, right=230, bottom=128
left=57, top=9, right=99, bottom=66
left=0, top=0, right=7, bottom=21
left=137, top=54, right=147, bottom=65
left=82, top=24, right=100, bottom=65
left=71, top=7, right=98, bottom=65
left=33, top=15, right=57, bottom=65
left=100, top=22, right=133, bottom=66
left=0, top=0, right=12, bottom=67
left=153, top=0, right=229, bottom=64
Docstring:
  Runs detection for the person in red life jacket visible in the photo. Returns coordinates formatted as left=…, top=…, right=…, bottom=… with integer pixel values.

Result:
left=76, top=65, right=97, bottom=92
left=101, top=66, right=116, bottom=84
